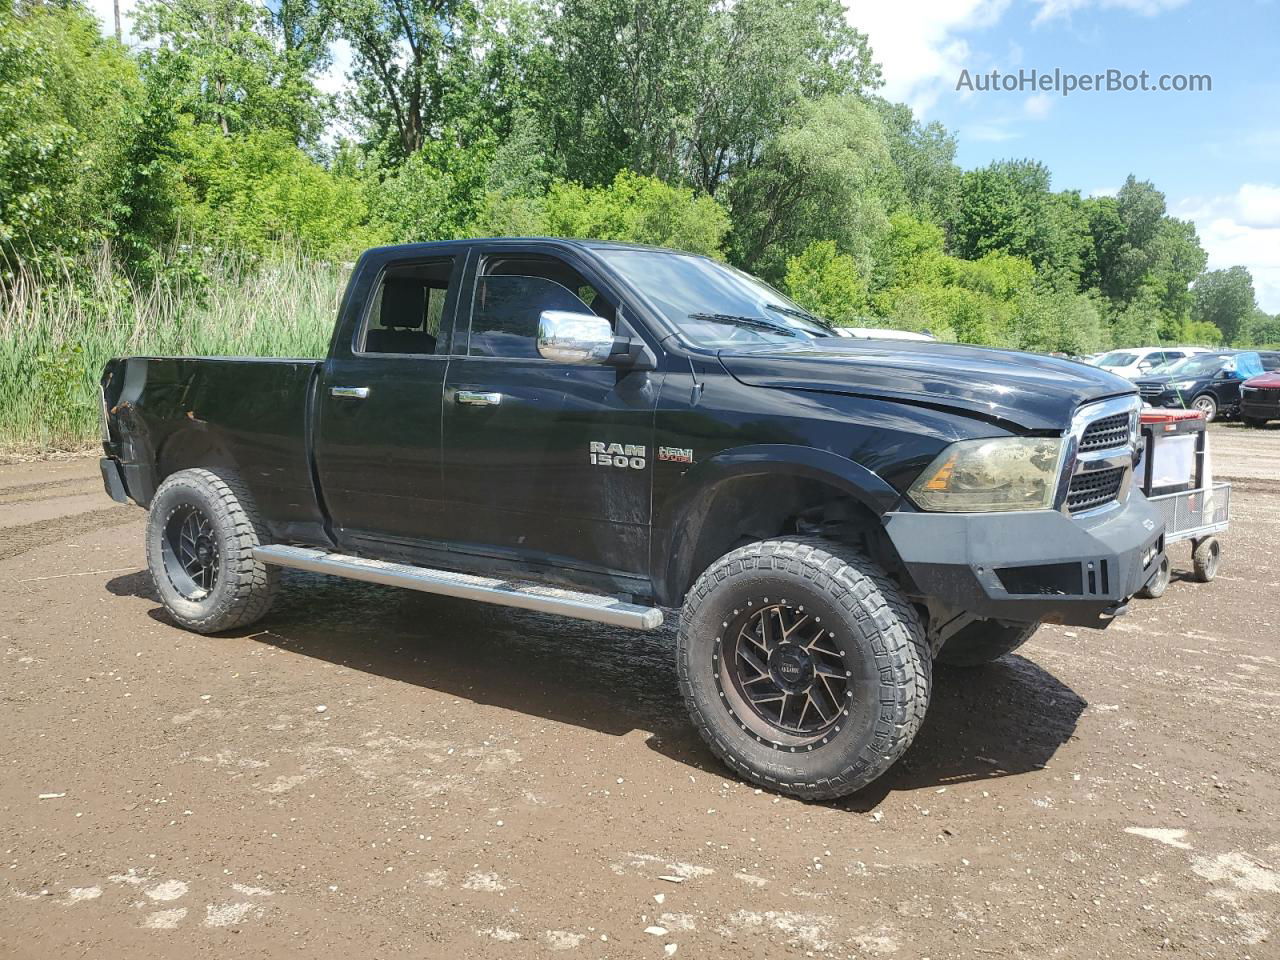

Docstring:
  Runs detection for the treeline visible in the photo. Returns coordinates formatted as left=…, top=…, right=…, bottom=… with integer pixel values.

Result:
left=2, top=0, right=1278, bottom=356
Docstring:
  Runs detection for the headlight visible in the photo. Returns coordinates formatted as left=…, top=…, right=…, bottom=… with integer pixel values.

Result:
left=1174, top=380, right=1197, bottom=390
left=909, top=437, right=1065, bottom=513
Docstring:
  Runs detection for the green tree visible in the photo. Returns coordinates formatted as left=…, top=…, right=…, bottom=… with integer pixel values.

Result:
left=1238, top=309, right=1280, bottom=347
left=727, top=95, right=891, bottom=281
left=134, top=0, right=327, bottom=143
left=537, top=0, right=708, bottom=185
left=177, top=127, right=379, bottom=256
left=0, top=0, right=140, bottom=274
left=373, top=140, right=490, bottom=243
left=1192, top=266, right=1257, bottom=345
left=684, top=0, right=878, bottom=195
left=471, top=171, right=730, bottom=256
left=952, top=159, right=1088, bottom=288
left=783, top=241, right=866, bottom=323
left=332, top=0, right=474, bottom=158
left=870, top=98, right=959, bottom=228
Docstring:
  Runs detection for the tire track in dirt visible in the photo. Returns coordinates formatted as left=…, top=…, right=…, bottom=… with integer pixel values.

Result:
left=0, top=506, right=138, bottom=561
left=0, top=478, right=102, bottom=505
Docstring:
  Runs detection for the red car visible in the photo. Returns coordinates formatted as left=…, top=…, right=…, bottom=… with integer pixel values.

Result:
left=1241, top=372, right=1280, bottom=426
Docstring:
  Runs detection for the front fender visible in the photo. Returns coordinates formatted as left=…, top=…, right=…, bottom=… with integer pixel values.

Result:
left=651, top=444, right=903, bottom=605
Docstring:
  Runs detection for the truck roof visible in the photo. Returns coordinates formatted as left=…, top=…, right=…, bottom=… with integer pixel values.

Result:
left=361, top=237, right=709, bottom=258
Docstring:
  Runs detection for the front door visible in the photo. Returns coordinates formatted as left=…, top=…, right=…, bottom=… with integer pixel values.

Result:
left=314, top=253, right=463, bottom=556
left=438, top=247, right=659, bottom=580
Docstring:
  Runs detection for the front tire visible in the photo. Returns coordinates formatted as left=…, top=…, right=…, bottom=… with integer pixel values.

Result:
left=1191, top=536, right=1222, bottom=582
left=1192, top=394, right=1218, bottom=422
left=1243, top=416, right=1268, bottom=428
left=936, top=619, right=1039, bottom=667
left=1137, top=555, right=1171, bottom=599
left=146, top=468, right=279, bottom=634
left=677, top=538, right=930, bottom=801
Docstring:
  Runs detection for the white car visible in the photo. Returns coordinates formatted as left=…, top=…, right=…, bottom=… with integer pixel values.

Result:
left=1090, top=346, right=1209, bottom=380
left=833, top=327, right=937, bottom=342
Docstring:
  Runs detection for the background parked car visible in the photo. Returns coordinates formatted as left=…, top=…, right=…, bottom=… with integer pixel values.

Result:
left=1241, top=370, right=1280, bottom=426
left=1090, top=346, right=1209, bottom=380
left=1134, top=350, right=1280, bottom=421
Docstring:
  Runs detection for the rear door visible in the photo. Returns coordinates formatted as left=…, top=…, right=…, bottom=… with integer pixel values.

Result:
left=437, top=245, right=659, bottom=580
left=314, top=251, right=464, bottom=555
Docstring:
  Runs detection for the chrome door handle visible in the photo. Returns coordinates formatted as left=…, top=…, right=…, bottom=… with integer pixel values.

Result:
left=330, top=386, right=370, bottom=399
left=456, top=390, right=503, bottom=406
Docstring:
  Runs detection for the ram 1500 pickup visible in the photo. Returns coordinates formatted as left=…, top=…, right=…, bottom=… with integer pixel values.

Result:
left=100, top=238, right=1166, bottom=799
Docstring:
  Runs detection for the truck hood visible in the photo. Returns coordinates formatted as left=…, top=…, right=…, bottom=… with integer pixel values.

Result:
left=717, top=339, right=1136, bottom=433
left=1245, top=372, right=1280, bottom=389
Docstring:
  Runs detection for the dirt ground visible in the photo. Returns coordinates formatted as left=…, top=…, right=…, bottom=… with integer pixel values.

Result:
left=2, top=424, right=1278, bottom=959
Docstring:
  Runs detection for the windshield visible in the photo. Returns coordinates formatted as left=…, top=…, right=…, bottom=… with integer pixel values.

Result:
left=1156, top=353, right=1234, bottom=377
left=1095, top=351, right=1138, bottom=367
left=597, top=249, right=836, bottom=346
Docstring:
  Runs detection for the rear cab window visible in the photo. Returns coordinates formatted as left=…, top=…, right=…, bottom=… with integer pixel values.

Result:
left=358, top=257, right=457, bottom=356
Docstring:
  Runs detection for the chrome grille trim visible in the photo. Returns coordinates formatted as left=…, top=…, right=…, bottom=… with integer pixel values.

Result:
left=1055, top=395, right=1141, bottom=518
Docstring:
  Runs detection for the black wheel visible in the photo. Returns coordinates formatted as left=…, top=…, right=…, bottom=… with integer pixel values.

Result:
left=146, top=468, right=279, bottom=633
left=936, top=620, right=1039, bottom=667
left=677, top=538, right=930, bottom=801
left=1191, top=537, right=1221, bottom=583
left=1243, top=416, right=1268, bottom=428
left=1137, top=554, right=1171, bottom=599
left=1191, top=394, right=1218, bottom=422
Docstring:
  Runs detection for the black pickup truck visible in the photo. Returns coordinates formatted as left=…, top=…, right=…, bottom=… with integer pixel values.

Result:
left=100, top=238, right=1165, bottom=799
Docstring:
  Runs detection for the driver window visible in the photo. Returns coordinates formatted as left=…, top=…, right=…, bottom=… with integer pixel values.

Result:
left=468, top=254, right=617, bottom=360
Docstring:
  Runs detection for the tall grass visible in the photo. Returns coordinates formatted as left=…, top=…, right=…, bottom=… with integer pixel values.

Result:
left=0, top=247, right=346, bottom=453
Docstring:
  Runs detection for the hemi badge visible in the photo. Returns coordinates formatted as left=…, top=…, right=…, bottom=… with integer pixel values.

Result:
left=658, top=446, right=694, bottom=464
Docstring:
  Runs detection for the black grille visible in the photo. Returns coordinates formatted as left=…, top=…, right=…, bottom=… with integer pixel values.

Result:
left=1138, top=383, right=1163, bottom=398
left=1079, top=413, right=1131, bottom=451
left=1067, top=466, right=1126, bottom=514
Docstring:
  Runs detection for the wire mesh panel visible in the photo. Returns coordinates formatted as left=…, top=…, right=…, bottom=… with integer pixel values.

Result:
left=1147, top=482, right=1231, bottom=543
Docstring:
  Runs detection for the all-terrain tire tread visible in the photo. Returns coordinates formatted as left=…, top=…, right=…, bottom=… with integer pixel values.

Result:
left=677, top=537, right=930, bottom=801
left=147, top=468, right=279, bottom=633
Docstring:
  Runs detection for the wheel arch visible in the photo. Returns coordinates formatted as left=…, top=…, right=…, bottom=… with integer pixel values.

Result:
left=653, top=445, right=905, bottom=606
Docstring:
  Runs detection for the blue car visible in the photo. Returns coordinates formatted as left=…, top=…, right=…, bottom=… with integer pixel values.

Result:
left=1135, top=350, right=1280, bottom=421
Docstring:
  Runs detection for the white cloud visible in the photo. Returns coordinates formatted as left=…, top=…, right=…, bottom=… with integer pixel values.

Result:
left=1024, top=92, right=1053, bottom=118
left=1088, top=186, right=1119, bottom=198
left=1174, top=184, right=1280, bottom=314
left=1030, top=0, right=1189, bottom=25
left=845, top=1, right=1013, bottom=115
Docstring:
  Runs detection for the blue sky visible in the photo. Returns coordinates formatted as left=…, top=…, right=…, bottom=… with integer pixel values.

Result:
left=846, top=0, right=1280, bottom=311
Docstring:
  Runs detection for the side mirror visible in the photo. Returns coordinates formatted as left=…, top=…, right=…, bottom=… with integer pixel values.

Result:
left=537, top=311, right=614, bottom=365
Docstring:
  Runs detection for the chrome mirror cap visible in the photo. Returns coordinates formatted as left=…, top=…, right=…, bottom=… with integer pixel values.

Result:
left=537, top=310, right=614, bottom=365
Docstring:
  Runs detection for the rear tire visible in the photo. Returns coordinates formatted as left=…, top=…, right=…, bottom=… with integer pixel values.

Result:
left=146, top=468, right=279, bottom=634
left=936, top=619, right=1039, bottom=667
left=677, top=538, right=930, bottom=801
left=1191, top=536, right=1222, bottom=583
left=1243, top=416, right=1268, bottom=428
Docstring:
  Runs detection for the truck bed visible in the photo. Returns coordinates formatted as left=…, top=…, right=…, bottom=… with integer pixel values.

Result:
left=101, top=356, right=328, bottom=543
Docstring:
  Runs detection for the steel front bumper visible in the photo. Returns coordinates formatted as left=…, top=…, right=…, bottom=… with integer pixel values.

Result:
left=884, top=492, right=1165, bottom=626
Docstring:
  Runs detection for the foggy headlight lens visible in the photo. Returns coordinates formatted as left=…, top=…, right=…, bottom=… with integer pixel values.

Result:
left=1174, top=380, right=1197, bottom=390
left=909, top=437, right=1065, bottom=513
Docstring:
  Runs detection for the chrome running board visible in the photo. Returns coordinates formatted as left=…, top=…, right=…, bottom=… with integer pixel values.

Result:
left=252, top=545, right=664, bottom=630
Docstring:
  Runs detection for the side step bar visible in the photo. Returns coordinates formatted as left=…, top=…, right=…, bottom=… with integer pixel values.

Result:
left=252, top=545, right=664, bottom=630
